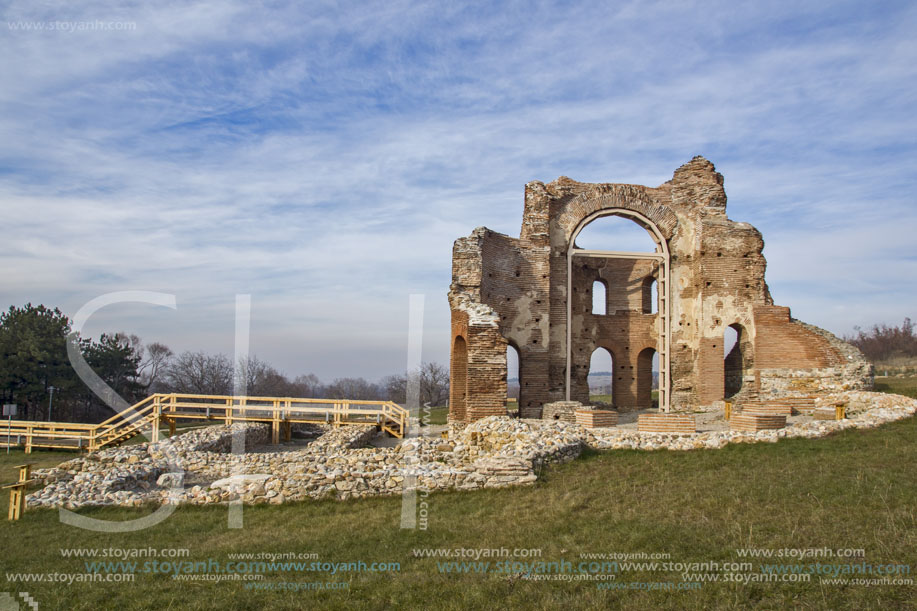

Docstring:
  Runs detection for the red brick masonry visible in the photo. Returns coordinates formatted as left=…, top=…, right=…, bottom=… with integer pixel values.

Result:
left=741, top=396, right=817, bottom=416
left=575, top=409, right=619, bottom=428
left=729, top=413, right=787, bottom=432
left=637, top=413, right=696, bottom=434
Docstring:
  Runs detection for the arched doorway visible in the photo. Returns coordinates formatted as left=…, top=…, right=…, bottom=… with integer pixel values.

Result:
left=589, top=347, right=615, bottom=406
left=506, top=342, right=520, bottom=416
left=637, top=347, right=658, bottom=409
left=724, top=323, right=752, bottom=399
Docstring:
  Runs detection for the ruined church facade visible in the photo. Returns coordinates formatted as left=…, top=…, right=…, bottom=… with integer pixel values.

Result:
left=448, top=157, right=872, bottom=422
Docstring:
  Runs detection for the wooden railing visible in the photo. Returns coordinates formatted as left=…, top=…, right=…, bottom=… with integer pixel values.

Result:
left=2, top=393, right=409, bottom=453
left=1, top=421, right=98, bottom=452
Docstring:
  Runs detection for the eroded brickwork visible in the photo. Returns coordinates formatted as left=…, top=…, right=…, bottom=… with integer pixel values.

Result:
left=448, top=157, right=873, bottom=422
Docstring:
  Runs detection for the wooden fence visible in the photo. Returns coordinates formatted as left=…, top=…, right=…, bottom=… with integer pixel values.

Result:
left=2, top=393, right=408, bottom=453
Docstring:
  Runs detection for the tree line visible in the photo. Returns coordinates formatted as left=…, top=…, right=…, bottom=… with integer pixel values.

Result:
left=0, top=303, right=449, bottom=423
left=845, top=317, right=917, bottom=363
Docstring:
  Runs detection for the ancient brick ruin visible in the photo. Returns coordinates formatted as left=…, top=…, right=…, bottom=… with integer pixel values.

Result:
left=448, top=157, right=872, bottom=423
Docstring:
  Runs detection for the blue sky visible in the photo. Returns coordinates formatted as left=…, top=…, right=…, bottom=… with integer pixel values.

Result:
left=1, top=0, right=915, bottom=381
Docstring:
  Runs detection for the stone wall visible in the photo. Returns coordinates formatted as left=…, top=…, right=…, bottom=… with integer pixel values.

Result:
left=28, top=423, right=272, bottom=508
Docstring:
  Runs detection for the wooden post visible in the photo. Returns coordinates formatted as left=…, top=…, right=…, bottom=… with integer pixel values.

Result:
left=283, top=399, right=292, bottom=442
left=271, top=401, right=280, bottom=444
left=168, top=419, right=176, bottom=437
left=16, top=464, right=33, bottom=482
left=152, top=405, right=160, bottom=442
left=8, top=485, right=25, bottom=520
left=25, top=426, right=32, bottom=454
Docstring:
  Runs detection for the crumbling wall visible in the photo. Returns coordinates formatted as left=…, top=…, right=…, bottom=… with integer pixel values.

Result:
left=448, top=157, right=873, bottom=422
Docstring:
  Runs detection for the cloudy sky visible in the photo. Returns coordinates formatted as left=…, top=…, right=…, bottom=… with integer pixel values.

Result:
left=1, top=0, right=915, bottom=382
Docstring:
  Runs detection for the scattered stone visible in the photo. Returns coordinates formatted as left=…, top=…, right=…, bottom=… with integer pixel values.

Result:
left=25, top=391, right=917, bottom=510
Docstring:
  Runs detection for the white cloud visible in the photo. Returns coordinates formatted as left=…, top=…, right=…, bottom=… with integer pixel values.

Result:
left=1, top=0, right=916, bottom=379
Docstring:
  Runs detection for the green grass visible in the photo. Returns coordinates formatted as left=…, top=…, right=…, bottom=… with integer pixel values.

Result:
left=420, top=406, right=449, bottom=426
left=2, top=388, right=916, bottom=609
left=874, top=376, right=917, bottom=399
left=1, top=448, right=77, bottom=485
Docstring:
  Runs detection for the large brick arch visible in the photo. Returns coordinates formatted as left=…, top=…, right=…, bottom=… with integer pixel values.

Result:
left=560, top=201, right=673, bottom=410
left=556, top=187, right=679, bottom=246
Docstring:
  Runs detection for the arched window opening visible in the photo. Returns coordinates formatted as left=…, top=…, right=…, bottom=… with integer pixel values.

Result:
left=642, top=276, right=658, bottom=314
left=593, top=280, right=607, bottom=315
left=589, top=347, right=614, bottom=406
left=506, top=343, right=520, bottom=416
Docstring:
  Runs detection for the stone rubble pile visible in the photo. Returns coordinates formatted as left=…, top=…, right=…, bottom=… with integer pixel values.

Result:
left=25, top=391, right=916, bottom=509
left=28, top=423, right=271, bottom=508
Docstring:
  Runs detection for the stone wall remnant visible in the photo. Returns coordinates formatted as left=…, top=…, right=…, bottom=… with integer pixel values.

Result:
left=448, top=157, right=873, bottom=422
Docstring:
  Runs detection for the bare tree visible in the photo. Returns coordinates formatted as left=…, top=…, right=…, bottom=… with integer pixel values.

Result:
left=235, top=355, right=298, bottom=396
left=163, top=351, right=233, bottom=395
left=419, top=362, right=449, bottom=407
left=110, top=332, right=174, bottom=393
left=378, top=363, right=448, bottom=406
left=290, top=373, right=322, bottom=398
left=381, top=374, right=407, bottom=404
left=324, top=377, right=381, bottom=400
left=846, top=318, right=917, bottom=363
left=138, top=342, right=173, bottom=392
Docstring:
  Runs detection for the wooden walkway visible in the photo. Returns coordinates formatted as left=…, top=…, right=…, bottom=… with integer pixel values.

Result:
left=1, top=393, right=409, bottom=453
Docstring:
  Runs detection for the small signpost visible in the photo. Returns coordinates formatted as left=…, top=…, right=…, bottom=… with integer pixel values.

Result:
left=3, top=404, right=16, bottom=454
